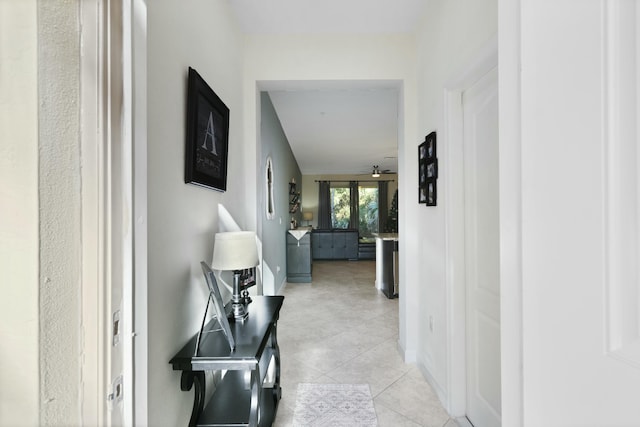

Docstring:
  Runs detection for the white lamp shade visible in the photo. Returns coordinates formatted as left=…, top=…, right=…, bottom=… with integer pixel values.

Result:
left=211, top=231, right=259, bottom=271
left=303, top=212, right=313, bottom=221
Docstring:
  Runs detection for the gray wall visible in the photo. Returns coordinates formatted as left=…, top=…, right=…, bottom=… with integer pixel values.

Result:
left=259, top=92, right=301, bottom=294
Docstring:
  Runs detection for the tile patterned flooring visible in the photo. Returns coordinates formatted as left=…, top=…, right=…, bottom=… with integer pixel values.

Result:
left=273, top=260, right=457, bottom=427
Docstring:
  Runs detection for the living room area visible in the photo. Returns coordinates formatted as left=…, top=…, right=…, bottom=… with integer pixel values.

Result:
left=259, top=90, right=400, bottom=297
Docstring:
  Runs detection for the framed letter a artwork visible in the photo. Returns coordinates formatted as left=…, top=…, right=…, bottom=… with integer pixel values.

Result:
left=185, top=67, right=230, bottom=192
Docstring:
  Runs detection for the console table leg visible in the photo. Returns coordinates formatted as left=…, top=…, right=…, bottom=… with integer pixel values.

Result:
left=272, top=319, right=282, bottom=402
left=180, top=371, right=205, bottom=427
left=248, top=367, right=261, bottom=427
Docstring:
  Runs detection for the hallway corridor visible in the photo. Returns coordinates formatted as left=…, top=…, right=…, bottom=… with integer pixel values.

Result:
left=273, top=260, right=456, bottom=427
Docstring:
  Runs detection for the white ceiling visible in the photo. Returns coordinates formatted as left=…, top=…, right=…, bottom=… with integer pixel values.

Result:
left=229, top=0, right=426, bottom=175
left=268, top=85, right=399, bottom=175
left=228, top=0, right=427, bottom=35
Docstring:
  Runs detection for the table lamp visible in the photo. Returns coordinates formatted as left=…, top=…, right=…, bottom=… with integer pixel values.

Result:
left=303, top=211, right=313, bottom=226
left=211, top=231, right=259, bottom=321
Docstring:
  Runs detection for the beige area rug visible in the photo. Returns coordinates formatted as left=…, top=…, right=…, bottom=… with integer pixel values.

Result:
left=292, top=383, right=378, bottom=427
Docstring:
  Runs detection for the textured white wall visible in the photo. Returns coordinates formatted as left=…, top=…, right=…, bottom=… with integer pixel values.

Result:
left=37, top=0, right=82, bottom=424
left=0, top=1, right=40, bottom=425
left=413, top=0, right=497, bottom=408
left=0, top=1, right=82, bottom=425
left=146, top=1, right=245, bottom=425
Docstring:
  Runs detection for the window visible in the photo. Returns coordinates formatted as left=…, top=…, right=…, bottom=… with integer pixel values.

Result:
left=329, top=184, right=379, bottom=237
left=330, top=186, right=350, bottom=228
left=358, top=186, right=378, bottom=237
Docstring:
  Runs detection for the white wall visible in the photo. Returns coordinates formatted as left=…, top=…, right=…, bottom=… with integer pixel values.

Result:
left=244, top=33, right=419, bottom=359
left=413, top=0, right=497, bottom=410
left=146, top=1, right=245, bottom=425
left=37, top=2, right=83, bottom=424
left=1, top=1, right=83, bottom=425
left=0, top=1, right=39, bottom=425
left=499, top=0, right=524, bottom=423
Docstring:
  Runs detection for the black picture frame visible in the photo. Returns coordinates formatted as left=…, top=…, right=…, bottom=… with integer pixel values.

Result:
left=426, top=179, right=437, bottom=206
left=185, top=67, right=229, bottom=192
left=419, top=186, right=427, bottom=204
left=418, top=140, right=427, bottom=203
left=426, top=159, right=438, bottom=179
left=419, top=131, right=438, bottom=206
left=419, top=140, right=428, bottom=161
left=425, top=131, right=437, bottom=160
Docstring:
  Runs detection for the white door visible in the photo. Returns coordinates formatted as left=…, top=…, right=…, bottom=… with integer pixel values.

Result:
left=463, top=66, right=501, bottom=427
left=499, top=1, right=640, bottom=425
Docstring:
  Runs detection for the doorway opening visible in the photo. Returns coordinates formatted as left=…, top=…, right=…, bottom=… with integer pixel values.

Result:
left=254, top=79, right=404, bottom=333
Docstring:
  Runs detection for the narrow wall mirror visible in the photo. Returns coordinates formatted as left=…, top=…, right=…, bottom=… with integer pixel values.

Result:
left=266, top=156, right=275, bottom=220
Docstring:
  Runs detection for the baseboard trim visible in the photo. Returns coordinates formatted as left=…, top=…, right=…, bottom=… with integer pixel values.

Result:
left=453, top=417, right=473, bottom=427
left=397, top=340, right=417, bottom=363
left=416, top=359, right=448, bottom=412
left=275, top=276, right=287, bottom=295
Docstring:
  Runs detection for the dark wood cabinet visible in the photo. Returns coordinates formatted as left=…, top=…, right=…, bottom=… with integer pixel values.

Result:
left=311, top=229, right=358, bottom=260
left=312, top=232, right=333, bottom=259
left=332, top=232, right=347, bottom=258
left=286, top=232, right=312, bottom=282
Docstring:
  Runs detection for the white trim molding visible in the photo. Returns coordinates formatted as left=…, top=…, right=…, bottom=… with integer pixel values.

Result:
left=602, top=0, right=640, bottom=369
left=80, top=0, right=107, bottom=423
left=443, top=35, right=498, bottom=418
left=497, top=0, right=524, bottom=423
left=80, top=1, right=146, bottom=425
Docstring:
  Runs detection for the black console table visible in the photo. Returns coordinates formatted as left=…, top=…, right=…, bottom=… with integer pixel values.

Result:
left=170, top=296, right=284, bottom=427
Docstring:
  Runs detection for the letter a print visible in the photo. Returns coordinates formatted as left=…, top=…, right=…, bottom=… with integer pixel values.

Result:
left=201, top=111, right=218, bottom=155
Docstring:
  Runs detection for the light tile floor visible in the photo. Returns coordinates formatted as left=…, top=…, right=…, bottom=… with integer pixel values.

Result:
left=272, top=260, right=457, bottom=427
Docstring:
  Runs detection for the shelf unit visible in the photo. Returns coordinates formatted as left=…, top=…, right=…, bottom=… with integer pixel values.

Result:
left=289, top=181, right=300, bottom=213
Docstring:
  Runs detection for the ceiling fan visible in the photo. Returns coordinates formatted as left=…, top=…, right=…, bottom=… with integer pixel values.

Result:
left=356, top=165, right=397, bottom=177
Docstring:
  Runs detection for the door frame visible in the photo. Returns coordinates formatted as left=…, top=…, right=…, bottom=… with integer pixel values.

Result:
left=80, top=0, right=147, bottom=425
left=443, top=35, right=498, bottom=417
